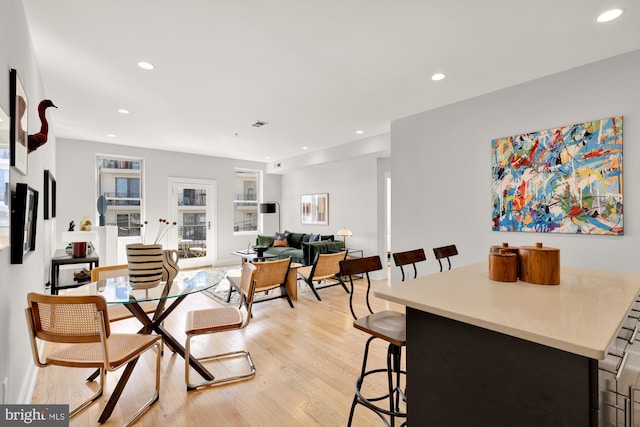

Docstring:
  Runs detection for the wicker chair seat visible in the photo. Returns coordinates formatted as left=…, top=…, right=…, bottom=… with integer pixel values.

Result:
left=186, top=307, right=243, bottom=335
left=46, top=334, right=160, bottom=368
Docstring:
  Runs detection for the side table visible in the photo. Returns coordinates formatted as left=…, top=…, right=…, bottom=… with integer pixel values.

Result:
left=50, top=249, right=99, bottom=295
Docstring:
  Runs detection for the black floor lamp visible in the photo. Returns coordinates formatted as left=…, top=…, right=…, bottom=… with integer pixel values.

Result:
left=259, top=201, right=280, bottom=232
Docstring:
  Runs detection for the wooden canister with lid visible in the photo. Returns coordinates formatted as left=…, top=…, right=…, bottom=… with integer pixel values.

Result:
left=488, top=249, right=518, bottom=282
left=518, top=242, right=560, bottom=285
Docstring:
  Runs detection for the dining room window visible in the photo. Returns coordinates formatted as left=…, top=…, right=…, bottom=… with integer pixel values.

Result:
left=233, top=169, right=260, bottom=233
left=97, top=155, right=143, bottom=236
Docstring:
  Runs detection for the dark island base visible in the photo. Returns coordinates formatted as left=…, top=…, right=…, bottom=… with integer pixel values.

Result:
left=407, top=308, right=598, bottom=426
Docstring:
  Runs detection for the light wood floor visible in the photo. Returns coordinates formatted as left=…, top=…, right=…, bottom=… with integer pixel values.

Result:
left=31, top=271, right=406, bottom=426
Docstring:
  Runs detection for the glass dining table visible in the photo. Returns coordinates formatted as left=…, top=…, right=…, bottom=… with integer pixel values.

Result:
left=60, top=269, right=222, bottom=422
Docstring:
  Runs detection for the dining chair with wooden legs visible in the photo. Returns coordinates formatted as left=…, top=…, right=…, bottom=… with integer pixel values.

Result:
left=25, top=293, right=161, bottom=426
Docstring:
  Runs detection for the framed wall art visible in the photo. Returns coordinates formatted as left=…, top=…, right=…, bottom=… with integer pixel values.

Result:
left=491, top=116, right=623, bottom=235
left=9, top=68, right=28, bottom=176
left=44, top=169, right=56, bottom=219
left=301, top=193, right=329, bottom=225
left=11, top=183, right=38, bottom=264
left=0, top=106, right=10, bottom=251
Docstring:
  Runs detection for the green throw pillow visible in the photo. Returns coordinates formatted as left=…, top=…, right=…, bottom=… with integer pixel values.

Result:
left=256, top=235, right=275, bottom=247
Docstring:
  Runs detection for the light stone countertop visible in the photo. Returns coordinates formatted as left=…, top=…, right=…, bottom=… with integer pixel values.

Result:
left=374, top=262, right=640, bottom=359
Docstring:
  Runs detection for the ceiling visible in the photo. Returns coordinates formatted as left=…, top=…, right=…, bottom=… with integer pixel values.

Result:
left=22, top=0, right=640, bottom=163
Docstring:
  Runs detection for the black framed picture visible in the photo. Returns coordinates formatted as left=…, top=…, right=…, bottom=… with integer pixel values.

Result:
left=9, top=69, right=28, bottom=176
left=44, top=169, right=56, bottom=219
left=11, top=183, right=38, bottom=264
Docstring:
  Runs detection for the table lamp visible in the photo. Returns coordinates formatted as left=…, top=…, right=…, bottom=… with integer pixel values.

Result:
left=61, top=231, right=98, bottom=258
left=336, top=228, right=352, bottom=249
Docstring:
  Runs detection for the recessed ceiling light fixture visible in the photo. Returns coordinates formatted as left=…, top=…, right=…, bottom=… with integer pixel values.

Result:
left=597, top=8, right=624, bottom=23
left=302, top=146, right=309, bottom=150
left=356, top=130, right=364, bottom=134
left=118, top=109, right=130, bottom=114
left=107, top=133, right=116, bottom=138
left=137, top=61, right=155, bottom=70
left=431, top=73, right=446, bottom=81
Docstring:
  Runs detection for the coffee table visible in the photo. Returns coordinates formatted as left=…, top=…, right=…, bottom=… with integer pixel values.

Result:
left=231, top=250, right=278, bottom=263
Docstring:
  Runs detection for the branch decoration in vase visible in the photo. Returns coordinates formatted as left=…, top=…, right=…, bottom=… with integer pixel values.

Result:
left=140, top=218, right=177, bottom=244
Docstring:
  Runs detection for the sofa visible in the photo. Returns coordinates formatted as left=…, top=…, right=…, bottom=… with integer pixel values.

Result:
left=256, top=230, right=345, bottom=266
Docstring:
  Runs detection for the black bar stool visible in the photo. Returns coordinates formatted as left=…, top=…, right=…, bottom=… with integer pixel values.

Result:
left=392, top=248, right=427, bottom=281
left=433, top=244, right=458, bottom=272
left=340, top=255, right=407, bottom=427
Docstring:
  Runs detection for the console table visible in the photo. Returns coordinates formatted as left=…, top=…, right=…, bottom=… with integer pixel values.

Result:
left=50, top=249, right=99, bottom=295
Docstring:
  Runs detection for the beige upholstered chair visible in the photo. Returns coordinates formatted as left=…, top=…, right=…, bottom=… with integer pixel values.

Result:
left=185, top=262, right=258, bottom=390
left=393, top=248, right=427, bottom=281
left=227, top=257, right=294, bottom=308
left=25, top=293, right=161, bottom=426
left=433, top=244, right=458, bottom=272
left=297, top=251, right=348, bottom=301
left=91, top=264, right=158, bottom=321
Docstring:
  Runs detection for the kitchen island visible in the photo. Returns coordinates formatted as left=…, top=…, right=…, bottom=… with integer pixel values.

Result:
left=374, top=262, right=640, bottom=426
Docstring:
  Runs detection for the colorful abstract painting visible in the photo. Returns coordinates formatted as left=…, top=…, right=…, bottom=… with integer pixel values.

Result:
left=491, top=116, right=623, bottom=235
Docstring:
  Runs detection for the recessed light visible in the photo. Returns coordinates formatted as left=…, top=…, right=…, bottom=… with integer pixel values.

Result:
left=137, top=61, right=155, bottom=70
left=302, top=146, right=309, bottom=150
left=356, top=130, right=364, bottom=134
left=107, top=133, right=116, bottom=138
left=118, top=109, right=130, bottom=114
left=265, top=156, right=271, bottom=160
left=597, top=8, right=624, bottom=22
left=431, top=73, right=446, bottom=81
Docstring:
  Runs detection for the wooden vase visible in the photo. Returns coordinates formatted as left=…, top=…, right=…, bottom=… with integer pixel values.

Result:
left=489, top=242, right=520, bottom=278
left=518, top=242, right=560, bottom=285
left=126, top=243, right=164, bottom=289
left=488, top=250, right=518, bottom=282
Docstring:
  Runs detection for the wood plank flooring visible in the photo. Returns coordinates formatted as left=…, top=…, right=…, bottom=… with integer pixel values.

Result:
left=31, top=269, right=406, bottom=426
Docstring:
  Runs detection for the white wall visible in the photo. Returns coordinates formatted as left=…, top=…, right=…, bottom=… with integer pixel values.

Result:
left=0, top=0, right=56, bottom=404
left=391, top=49, right=640, bottom=282
left=56, top=138, right=281, bottom=267
left=281, top=152, right=390, bottom=277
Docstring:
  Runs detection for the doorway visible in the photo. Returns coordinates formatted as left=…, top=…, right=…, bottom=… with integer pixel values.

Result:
left=168, top=178, right=216, bottom=269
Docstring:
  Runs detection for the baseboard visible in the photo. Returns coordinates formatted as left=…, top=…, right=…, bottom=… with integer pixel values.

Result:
left=18, top=341, right=43, bottom=404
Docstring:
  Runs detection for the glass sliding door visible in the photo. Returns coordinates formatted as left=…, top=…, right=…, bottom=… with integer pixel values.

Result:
left=168, top=178, right=216, bottom=269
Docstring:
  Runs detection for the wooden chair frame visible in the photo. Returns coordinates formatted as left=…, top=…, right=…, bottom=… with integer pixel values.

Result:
left=297, top=251, right=348, bottom=301
left=25, top=293, right=161, bottom=426
left=227, top=257, right=294, bottom=308
left=91, top=264, right=158, bottom=321
left=392, top=248, right=427, bottom=281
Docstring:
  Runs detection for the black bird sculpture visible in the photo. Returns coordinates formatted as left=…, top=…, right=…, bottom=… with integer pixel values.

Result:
left=28, top=99, right=57, bottom=153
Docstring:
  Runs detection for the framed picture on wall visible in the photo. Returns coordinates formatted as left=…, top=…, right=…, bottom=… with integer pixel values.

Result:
left=44, top=169, right=56, bottom=219
left=0, top=106, right=10, bottom=251
left=9, top=68, right=28, bottom=176
left=301, top=193, right=329, bottom=225
left=11, top=183, right=38, bottom=264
